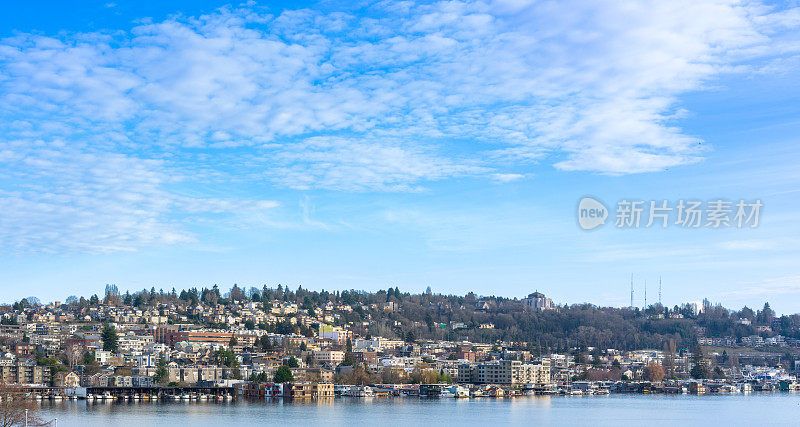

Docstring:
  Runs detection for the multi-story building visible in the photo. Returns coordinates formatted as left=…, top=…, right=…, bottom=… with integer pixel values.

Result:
left=312, top=350, right=345, bottom=365
left=148, top=327, right=233, bottom=347
left=118, top=333, right=155, bottom=354
left=457, top=359, right=551, bottom=386
left=522, top=292, right=554, bottom=311
left=0, top=359, right=51, bottom=385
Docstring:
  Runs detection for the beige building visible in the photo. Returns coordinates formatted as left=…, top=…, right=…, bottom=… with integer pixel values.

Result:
left=312, top=350, right=345, bottom=365
left=285, top=382, right=334, bottom=399
left=54, top=371, right=81, bottom=387
left=0, top=359, right=51, bottom=385
left=458, top=359, right=551, bottom=386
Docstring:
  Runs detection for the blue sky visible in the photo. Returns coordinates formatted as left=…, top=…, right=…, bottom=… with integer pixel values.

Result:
left=1, top=0, right=800, bottom=313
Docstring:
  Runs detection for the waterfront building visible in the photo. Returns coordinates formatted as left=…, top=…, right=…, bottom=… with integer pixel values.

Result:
left=457, top=359, right=551, bottom=386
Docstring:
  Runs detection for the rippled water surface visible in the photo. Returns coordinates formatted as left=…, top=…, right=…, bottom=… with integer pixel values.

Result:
left=38, top=393, right=800, bottom=426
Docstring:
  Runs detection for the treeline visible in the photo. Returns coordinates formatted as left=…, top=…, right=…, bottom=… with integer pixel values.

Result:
left=42, top=285, right=800, bottom=351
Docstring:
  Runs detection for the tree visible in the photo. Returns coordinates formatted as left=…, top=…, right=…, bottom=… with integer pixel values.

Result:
left=437, top=370, right=453, bottom=383
left=0, top=383, right=44, bottom=427
left=302, top=296, right=314, bottom=312
left=286, top=356, right=299, bottom=368
left=101, top=323, right=118, bottom=353
left=274, top=366, right=294, bottom=383
left=215, top=349, right=238, bottom=368
left=690, top=344, right=709, bottom=379
left=643, top=362, right=665, bottom=382
left=757, top=302, right=775, bottom=325
left=65, top=343, right=84, bottom=367
left=83, top=352, right=101, bottom=376
left=154, top=355, right=168, bottom=385
left=104, top=284, right=121, bottom=306
left=663, top=340, right=677, bottom=378
left=690, top=363, right=709, bottom=379
left=342, top=352, right=356, bottom=367
left=409, top=368, right=438, bottom=384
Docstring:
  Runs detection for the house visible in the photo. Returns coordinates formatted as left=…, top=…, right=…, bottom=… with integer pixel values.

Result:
left=284, top=382, right=334, bottom=399
left=87, top=373, right=110, bottom=387
left=54, top=371, right=81, bottom=388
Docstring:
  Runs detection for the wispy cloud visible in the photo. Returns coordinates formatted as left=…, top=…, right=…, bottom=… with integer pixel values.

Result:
left=0, top=145, right=280, bottom=254
left=0, top=0, right=798, bottom=253
left=725, top=275, right=800, bottom=298
left=717, top=239, right=776, bottom=251
left=491, top=173, right=526, bottom=183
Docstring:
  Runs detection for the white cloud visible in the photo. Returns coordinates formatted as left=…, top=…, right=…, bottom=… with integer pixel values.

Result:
left=264, top=136, right=485, bottom=191
left=0, top=0, right=798, bottom=252
left=491, top=173, right=525, bottom=183
left=0, top=144, right=279, bottom=253
left=717, top=239, right=775, bottom=251
left=725, top=275, right=800, bottom=298
left=2, top=1, right=796, bottom=171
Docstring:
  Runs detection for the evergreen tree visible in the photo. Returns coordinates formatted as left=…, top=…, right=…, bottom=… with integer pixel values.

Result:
left=154, top=355, right=168, bottom=385
left=101, top=323, right=118, bottom=352
left=274, top=366, right=294, bottom=383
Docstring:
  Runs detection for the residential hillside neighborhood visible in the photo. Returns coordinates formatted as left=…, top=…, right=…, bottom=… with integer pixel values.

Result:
left=2, top=285, right=800, bottom=399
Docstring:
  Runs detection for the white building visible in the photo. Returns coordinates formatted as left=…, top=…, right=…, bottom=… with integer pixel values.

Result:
left=522, top=292, right=554, bottom=311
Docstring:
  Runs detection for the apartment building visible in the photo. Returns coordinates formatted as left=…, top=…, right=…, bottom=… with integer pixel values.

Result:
left=312, top=350, right=345, bottom=365
left=118, top=333, right=155, bottom=354
left=457, top=359, right=551, bottom=386
left=0, top=358, right=51, bottom=385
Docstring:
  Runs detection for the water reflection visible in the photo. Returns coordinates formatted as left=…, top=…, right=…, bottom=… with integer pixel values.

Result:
left=38, top=393, right=800, bottom=426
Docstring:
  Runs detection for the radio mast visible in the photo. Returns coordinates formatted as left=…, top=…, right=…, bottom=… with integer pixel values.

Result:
left=630, top=274, right=634, bottom=308
left=659, top=276, right=662, bottom=306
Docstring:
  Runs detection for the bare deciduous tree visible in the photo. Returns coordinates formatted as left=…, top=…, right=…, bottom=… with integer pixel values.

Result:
left=65, top=343, right=85, bottom=367
left=0, top=383, right=45, bottom=427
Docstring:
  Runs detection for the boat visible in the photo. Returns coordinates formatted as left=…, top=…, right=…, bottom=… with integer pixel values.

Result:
left=342, top=386, right=375, bottom=397
left=447, top=385, right=470, bottom=398
left=439, top=389, right=455, bottom=398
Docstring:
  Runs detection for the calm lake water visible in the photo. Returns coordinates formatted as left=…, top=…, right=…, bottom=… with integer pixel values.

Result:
left=38, top=393, right=800, bottom=426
